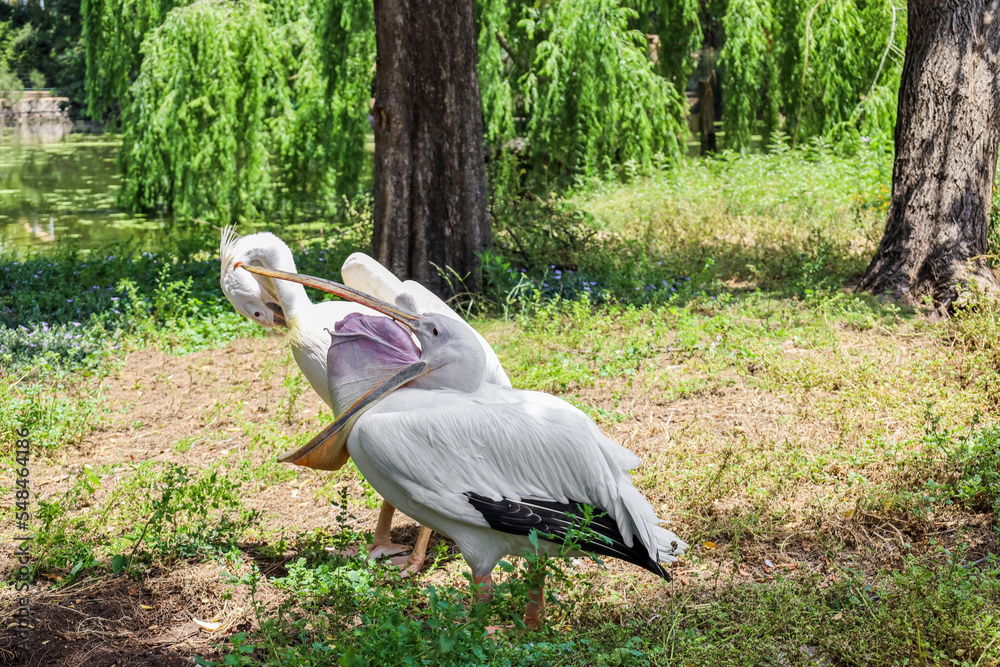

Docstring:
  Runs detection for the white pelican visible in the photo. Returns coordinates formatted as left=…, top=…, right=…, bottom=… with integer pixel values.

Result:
left=219, top=228, right=511, bottom=573
left=239, top=264, right=687, bottom=629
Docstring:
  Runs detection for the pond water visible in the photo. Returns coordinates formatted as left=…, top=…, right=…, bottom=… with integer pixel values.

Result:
left=0, top=133, right=181, bottom=256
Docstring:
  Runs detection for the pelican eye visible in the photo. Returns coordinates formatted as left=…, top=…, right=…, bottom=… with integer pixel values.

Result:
left=432, top=327, right=438, bottom=336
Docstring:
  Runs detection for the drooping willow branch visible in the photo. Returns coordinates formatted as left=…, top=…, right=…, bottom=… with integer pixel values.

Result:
left=865, top=2, right=899, bottom=102
left=792, top=0, right=826, bottom=147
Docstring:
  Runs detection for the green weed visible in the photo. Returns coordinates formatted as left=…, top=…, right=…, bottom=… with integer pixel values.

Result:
left=30, top=461, right=260, bottom=578
left=0, top=371, right=108, bottom=450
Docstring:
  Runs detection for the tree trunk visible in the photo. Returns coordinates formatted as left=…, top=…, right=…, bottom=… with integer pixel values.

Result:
left=371, top=0, right=491, bottom=298
left=859, top=1, right=1000, bottom=311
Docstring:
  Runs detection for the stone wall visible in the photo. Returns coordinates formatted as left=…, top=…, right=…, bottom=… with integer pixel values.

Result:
left=0, top=91, right=74, bottom=142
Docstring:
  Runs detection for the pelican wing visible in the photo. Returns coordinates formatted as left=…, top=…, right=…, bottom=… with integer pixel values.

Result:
left=352, top=388, right=685, bottom=568
left=341, top=252, right=409, bottom=305
left=522, top=391, right=642, bottom=471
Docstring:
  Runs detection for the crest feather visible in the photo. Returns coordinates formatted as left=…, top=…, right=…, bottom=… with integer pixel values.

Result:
left=220, top=225, right=242, bottom=279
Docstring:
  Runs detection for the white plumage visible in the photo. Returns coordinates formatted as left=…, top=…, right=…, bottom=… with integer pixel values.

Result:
left=219, top=228, right=511, bottom=571
left=233, top=268, right=690, bottom=629
left=350, top=384, right=686, bottom=578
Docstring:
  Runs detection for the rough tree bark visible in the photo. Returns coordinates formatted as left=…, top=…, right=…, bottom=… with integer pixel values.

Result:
left=859, top=1, right=1000, bottom=311
left=371, top=0, right=491, bottom=298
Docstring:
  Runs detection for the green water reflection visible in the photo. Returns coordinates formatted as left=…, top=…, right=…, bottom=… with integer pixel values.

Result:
left=0, top=132, right=376, bottom=256
left=0, top=134, right=185, bottom=255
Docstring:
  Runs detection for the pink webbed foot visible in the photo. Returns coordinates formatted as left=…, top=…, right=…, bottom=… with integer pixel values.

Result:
left=387, top=552, right=426, bottom=579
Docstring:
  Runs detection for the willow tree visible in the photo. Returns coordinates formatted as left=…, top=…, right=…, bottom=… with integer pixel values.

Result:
left=632, top=0, right=701, bottom=95
left=265, top=0, right=374, bottom=215
left=859, top=1, right=1000, bottom=309
left=81, top=0, right=179, bottom=120
left=718, top=0, right=906, bottom=150
left=476, top=0, right=690, bottom=181
left=117, top=0, right=277, bottom=221
left=116, top=0, right=374, bottom=222
left=719, top=0, right=778, bottom=149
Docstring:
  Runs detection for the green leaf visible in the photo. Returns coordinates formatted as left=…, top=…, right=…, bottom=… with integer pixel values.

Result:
left=111, top=554, right=126, bottom=573
left=339, top=647, right=369, bottom=667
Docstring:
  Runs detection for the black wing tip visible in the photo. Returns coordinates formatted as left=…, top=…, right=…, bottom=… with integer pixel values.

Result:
left=465, top=492, right=672, bottom=580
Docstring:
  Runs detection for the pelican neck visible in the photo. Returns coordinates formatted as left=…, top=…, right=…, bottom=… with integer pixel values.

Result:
left=245, top=239, right=312, bottom=316
left=272, top=277, right=311, bottom=316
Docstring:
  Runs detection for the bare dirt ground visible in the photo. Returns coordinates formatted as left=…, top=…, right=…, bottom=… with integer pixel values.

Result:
left=1, top=329, right=996, bottom=664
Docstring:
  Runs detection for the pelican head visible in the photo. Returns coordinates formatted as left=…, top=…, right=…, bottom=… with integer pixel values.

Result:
left=395, top=295, right=486, bottom=393
left=220, top=227, right=288, bottom=327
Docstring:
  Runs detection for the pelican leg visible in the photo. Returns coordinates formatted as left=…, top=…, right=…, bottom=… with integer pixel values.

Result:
left=368, top=501, right=411, bottom=559
left=523, top=566, right=546, bottom=630
left=396, top=526, right=432, bottom=578
left=471, top=573, right=494, bottom=603
left=472, top=573, right=509, bottom=636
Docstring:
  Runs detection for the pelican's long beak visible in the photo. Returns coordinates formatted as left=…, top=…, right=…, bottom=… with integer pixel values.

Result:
left=278, top=360, right=429, bottom=469
left=236, top=263, right=419, bottom=328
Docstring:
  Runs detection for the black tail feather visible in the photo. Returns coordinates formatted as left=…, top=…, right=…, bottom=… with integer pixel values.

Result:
left=465, top=492, right=669, bottom=579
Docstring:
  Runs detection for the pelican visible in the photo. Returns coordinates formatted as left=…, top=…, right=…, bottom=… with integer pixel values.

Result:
left=219, top=228, right=511, bottom=573
left=239, top=264, right=687, bottom=629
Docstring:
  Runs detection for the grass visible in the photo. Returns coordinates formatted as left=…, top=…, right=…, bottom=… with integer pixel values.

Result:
left=3, top=143, right=1000, bottom=665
